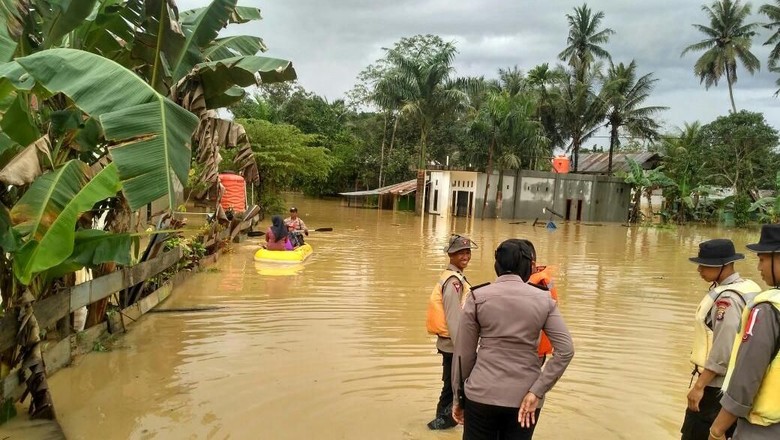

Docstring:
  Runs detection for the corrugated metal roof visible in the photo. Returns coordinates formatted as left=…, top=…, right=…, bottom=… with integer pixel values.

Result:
left=339, top=179, right=418, bottom=197
left=576, top=152, right=661, bottom=174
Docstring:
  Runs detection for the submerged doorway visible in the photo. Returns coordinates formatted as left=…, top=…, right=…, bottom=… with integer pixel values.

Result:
left=452, top=190, right=472, bottom=217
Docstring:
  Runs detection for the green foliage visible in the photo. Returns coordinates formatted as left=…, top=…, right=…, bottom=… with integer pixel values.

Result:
left=239, top=118, right=336, bottom=196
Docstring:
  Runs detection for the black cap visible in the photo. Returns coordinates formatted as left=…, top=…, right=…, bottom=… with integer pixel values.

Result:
left=289, top=207, right=297, bottom=212
left=747, top=224, right=780, bottom=253
left=689, top=239, right=744, bottom=267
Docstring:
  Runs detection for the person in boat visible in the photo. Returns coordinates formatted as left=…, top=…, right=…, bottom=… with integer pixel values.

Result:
left=265, top=215, right=292, bottom=251
left=519, top=239, right=559, bottom=362
left=452, top=239, right=574, bottom=439
left=425, top=234, right=477, bottom=430
left=708, top=225, right=780, bottom=440
left=285, top=207, right=308, bottom=248
left=681, top=239, right=761, bottom=440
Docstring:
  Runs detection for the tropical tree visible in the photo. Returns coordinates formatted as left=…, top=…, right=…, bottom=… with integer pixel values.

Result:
left=0, top=0, right=296, bottom=421
left=602, top=61, right=667, bottom=175
left=624, top=159, right=675, bottom=223
left=682, top=0, right=760, bottom=113
left=557, top=68, right=606, bottom=172
left=558, top=3, right=615, bottom=81
left=655, top=123, right=713, bottom=222
left=468, top=68, right=544, bottom=218
left=698, top=110, right=780, bottom=202
left=527, top=63, right=566, bottom=153
left=379, top=39, right=465, bottom=213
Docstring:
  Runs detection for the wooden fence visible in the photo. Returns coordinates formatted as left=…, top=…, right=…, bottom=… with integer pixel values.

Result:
left=0, top=217, right=253, bottom=404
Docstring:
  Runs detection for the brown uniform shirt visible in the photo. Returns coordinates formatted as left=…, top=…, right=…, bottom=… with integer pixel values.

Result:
left=453, top=274, right=574, bottom=408
left=720, top=302, right=780, bottom=439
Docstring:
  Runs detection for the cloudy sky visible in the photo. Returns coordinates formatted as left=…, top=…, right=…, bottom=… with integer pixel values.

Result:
left=180, top=0, right=780, bottom=138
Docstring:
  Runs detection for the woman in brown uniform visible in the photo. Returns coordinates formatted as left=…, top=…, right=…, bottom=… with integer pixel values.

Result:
left=452, top=239, right=574, bottom=439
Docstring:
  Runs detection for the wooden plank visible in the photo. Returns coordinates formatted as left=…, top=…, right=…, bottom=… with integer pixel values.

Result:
left=0, top=248, right=183, bottom=353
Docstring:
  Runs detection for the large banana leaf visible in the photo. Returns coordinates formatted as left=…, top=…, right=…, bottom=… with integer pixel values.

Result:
left=203, top=35, right=266, bottom=61
left=0, top=0, right=29, bottom=61
left=0, top=93, right=40, bottom=146
left=10, top=160, right=121, bottom=284
left=196, top=55, right=296, bottom=108
left=132, top=0, right=185, bottom=93
left=74, top=0, right=143, bottom=66
left=171, top=0, right=238, bottom=82
left=14, top=48, right=199, bottom=211
left=0, top=135, right=51, bottom=186
left=0, top=200, right=17, bottom=251
left=68, top=229, right=136, bottom=267
left=42, top=0, right=100, bottom=48
left=181, top=4, right=261, bottom=24
left=42, top=229, right=137, bottom=282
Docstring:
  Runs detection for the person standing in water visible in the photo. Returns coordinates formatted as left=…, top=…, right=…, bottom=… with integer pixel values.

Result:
left=682, top=239, right=761, bottom=440
left=425, top=235, right=477, bottom=430
left=453, top=239, right=574, bottom=439
left=708, top=225, right=780, bottom=440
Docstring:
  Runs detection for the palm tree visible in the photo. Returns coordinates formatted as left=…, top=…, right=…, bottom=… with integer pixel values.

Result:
left=556, top=68, right=607, bottom=172
left=527, top=63, right=566, bottom=155
left=558, top=4, right=615, bottom=81
left=382, top=42, right=465, bottom=214
left=602, top=61, right=668, bottom=175
left=469, top=68, right=543, bottom=218
left=682, top=0, right=760, bottom=113
left=760, top=1, right=780, bottom=67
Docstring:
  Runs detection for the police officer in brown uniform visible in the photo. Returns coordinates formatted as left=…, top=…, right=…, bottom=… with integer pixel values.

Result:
left=452, top=239, right=574, bottom=439
left=682, top=239, right=761, bottom=440
left=708, top=225, right=780, bottom=440
left=426, top=235, right=476, bottom=430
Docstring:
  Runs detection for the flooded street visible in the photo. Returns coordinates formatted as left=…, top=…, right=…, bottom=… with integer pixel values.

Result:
left=41, top=197, right=765, bottom=439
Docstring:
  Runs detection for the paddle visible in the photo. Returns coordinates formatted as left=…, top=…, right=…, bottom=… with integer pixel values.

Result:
left=314, top=227, right=332, bottom=232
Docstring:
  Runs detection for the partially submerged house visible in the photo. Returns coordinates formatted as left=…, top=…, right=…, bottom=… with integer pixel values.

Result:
left=340, top=154, right=659, bottom=223
left=339, top=179, right=417, bottom=211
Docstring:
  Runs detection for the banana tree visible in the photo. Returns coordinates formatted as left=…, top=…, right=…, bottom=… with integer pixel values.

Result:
left=0, top=47, right=198, bottom=421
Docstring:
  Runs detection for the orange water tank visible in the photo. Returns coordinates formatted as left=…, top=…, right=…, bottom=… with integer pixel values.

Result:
left=219, top=173, right=246, bottom=213
left=552, top=155, right=570, bottom=174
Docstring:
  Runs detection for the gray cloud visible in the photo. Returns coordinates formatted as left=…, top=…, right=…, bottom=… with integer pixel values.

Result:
left=178, top=0, right=780, bottom=132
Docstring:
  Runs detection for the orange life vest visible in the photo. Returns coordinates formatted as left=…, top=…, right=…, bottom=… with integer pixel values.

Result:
left=530, top=266, right=558, bottom=357
left=426, top=269, right=470, bottom=337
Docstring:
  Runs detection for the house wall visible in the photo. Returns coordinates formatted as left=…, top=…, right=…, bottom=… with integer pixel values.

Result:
left=471, top=170, right=631, bottom=223
left=428, top=171, right=478, bottom=218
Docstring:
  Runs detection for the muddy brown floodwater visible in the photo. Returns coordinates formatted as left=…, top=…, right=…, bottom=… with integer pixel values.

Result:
left=21, top=197, right=768, bottom=439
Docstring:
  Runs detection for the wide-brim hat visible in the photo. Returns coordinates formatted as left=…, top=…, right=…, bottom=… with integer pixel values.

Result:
left=689, top=238, right=744, bottom=267
left=444, top=235, right=477, bottom=254
left=746, top=224, right=780, bottom=253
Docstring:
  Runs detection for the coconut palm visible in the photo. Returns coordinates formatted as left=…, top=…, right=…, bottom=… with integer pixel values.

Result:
left=682, top=0, right=760, bottom=113
left=380, top=41, right=466, bottom=214
left=527, top=63, right=566, bottom=153
left=602, top=61, right=668, bottom=175
left=760, top=1, right=780, bottom=68
left=558, top=3, right=615, bottom=81
left=556, top=68, right=607, bottom=172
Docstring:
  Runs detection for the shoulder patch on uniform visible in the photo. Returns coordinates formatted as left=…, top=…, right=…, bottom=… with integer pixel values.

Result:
left=470, top=282, right=490, bottom=291
left=716, top=300, right=731, bottom=321
left=452, top=280, right=462, bottom=293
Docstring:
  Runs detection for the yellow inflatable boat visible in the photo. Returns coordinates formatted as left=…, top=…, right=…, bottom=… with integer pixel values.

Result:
left=254, top=243, right=313, bottom=263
